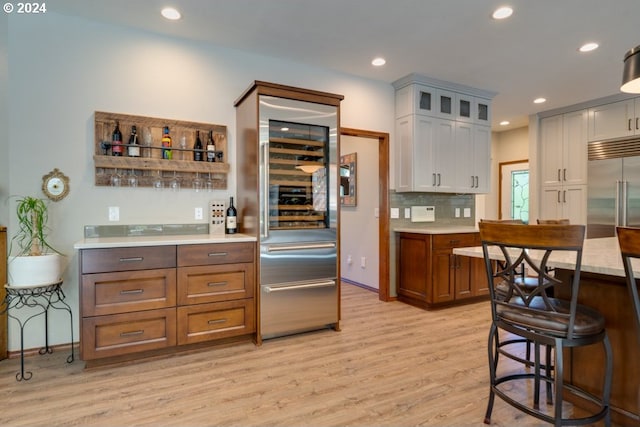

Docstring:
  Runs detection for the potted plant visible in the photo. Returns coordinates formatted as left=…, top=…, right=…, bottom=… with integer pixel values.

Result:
left=7, top=196, right=64, bottom=287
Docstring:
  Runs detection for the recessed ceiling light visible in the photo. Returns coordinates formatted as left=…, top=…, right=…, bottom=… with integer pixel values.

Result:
left=499, top=121, right=510, bottom=126
left=161, top=7, right=181, bottom=20
left=492, top=6, right=513, bottom=20
left=371, top=57, right=386, bottom=67
left=534, top=97, right=547, bottom=104
left=579, top=42, right=599, bottom=53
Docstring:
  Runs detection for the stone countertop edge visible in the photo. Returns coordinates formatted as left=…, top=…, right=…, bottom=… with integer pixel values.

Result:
left=394, top=226, right=479, bottom=235
left=74, top=233, right=257, bottom=249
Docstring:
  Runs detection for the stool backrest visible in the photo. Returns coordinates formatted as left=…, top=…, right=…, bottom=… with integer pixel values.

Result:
left=537, top=219, right=570, bottom=225
left=479, top=222, right=586, bottom=339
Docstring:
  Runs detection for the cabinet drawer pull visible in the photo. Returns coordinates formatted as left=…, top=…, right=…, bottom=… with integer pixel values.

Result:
left=120, top=330, right=144, bottom=337
left=630, top=118, right=633, bottom=131
left=120, top=289, right=144, bottom=295
left=208, top=252, right=228, bottom=257
left=119, top=257, right=144, bottom=263
left=207, top=318, right=227, bottom=325
left=636, top=117, right=639, bottom=130
left=207, top=281, right=228, bottom=287
left=432, top=173, right=437, bottom=186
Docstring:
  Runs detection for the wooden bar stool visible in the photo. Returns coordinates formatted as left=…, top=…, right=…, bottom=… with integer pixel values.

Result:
left=616, top=226, right=640, bottom=340
left=480, top=222, right=612, bottom=426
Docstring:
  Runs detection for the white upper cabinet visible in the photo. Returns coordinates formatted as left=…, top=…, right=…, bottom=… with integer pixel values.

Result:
left=588, top=98, right=640, bottom=142
left=393, top=74, right=496, bottom=193
left=540, top=110, right=588, bottom=187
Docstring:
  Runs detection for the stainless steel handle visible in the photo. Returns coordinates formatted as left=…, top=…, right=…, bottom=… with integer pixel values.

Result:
left=563, top=168, right=567, bottom=182
left=432, top=173, right=436, bottom=186
left=207, top=281, right=227, bottom=287
left=264, top=280, right=335, bottom=293
left=630, top=118, right=633, bottom=131
left=557, top=190, right=561, bottom=203
left=471, top=176, right=474, bottom=187
left=437, top=173, right=441, bottom=186
left=622, top=180, right=628, bottom=226
left=267, top=242, right=336, bottom=252
left=557, top=169, right=561, bottom=182
left=120, top=330, right=144, bottom=337
left=207, top=319, right=227, bottom=325
left=563, top=190, right=566, bottom=203
left=262, top=142, right=270, bottom=239
left=119, top=257, right=143, bottom=263
left=208, top=252, right=228, bottom=257
left=120, top=289, right=143, bottom=295
left=475, top=176, right=479, bottom=188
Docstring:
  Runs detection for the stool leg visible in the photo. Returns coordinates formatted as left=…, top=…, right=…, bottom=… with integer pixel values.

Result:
left=484, top=324, right=498, bottom=424
left=545, top=344, right=553, bottom=405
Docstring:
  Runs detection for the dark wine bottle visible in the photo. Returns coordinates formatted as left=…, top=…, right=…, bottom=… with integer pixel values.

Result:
left=162, top=126, right=172, bottom=160
left=206, top=130, right=216, bottom=163
left=127, top=125, right=140, bottom=157
left=193, top=130, right=203, bottom=161
left=111, top=121, right=123, bottom=156
left=226, top=197, right=237, bottom=234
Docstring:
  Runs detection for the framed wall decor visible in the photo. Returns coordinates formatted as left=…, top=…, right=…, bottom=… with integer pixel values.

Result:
left=340, top=152, right=356, bottom=206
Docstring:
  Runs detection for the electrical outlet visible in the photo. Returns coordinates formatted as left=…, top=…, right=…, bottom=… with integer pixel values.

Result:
left=108, top=206, right=119, bottom=221
left=347, top=255, right=352, bottom=265
left=464, top=207, right=471, bottom=218
left=455, top=208, right=461, bottom=218
left=404, top=207, right=411, bottom=219
left=195, top=207, right=203, bottom=220
left=390, top=208, right=400, bottom=219
left=360, top=257, right=366, bottom=268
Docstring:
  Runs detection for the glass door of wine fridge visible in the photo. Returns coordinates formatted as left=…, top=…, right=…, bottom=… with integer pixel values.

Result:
left=268, top=119, right=329, bottom=230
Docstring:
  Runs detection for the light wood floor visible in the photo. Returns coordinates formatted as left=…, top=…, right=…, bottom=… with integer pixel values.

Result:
left=0, top=284, right=608, bottom=426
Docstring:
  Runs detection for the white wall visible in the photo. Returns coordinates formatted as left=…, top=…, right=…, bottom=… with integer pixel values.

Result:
left=340, top=135, right=379, bottom=289
left=0, top=11, right=8, bottom=226
left=5, top=12, right=395, bottom=351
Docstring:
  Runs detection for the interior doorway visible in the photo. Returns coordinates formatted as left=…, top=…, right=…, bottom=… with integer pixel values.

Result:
left=340, top=128, right=390, bottom=301
left=499, top=160, right=529, bottom=222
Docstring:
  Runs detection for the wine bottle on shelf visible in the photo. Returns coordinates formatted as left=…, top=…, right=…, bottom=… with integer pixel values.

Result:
left=111, top=121, right=123, bottom=156
left=193, top=130, right=203, bottom=161
left=162, top=126, right=172, bottom=160
left=127, top=125, right=140, bottom=157
left=226, top=196, right=237, bottom=234
left=206, top=130, right=216, bottom=163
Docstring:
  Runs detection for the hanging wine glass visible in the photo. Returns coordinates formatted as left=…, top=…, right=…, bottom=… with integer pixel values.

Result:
left=127, top=169, right=138, bottom=187
left=192, top=172, right=202, bottom=192
left=168, top=171, right=180, bottom=192
left=205, top=172, right=214, bottom=192
left=110, top=168, right=122, bottom=187
left=152, top=170, right=164, bottom=190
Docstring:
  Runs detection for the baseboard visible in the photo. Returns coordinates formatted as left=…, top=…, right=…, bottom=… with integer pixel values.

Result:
left=341, top=278, right=378, bottom=293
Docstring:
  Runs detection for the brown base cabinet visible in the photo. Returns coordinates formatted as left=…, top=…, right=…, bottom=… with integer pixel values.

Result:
left=397, top=232, right=487, bottom=309
left=80, top=242, right=256, bottom=363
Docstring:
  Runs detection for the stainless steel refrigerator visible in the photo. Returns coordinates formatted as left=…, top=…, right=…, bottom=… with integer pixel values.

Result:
left=587, top=140, right=640, bottom=238
left=235, top=82, right=343, bottom=340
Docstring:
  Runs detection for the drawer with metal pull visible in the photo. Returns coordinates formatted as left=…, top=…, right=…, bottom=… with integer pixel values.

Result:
left=177, top=263, right=254, bottom=305
left=177, top=242, right=254, bottom=267
left=81, top=246, right=176, bottom=273
left=176, top=299, right=255, bottom=345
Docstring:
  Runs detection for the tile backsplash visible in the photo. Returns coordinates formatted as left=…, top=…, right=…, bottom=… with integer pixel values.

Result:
left=389, top=190, right=475, bottom=228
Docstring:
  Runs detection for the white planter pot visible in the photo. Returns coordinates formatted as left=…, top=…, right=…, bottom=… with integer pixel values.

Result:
left=7, top=254, right=63, bottom=287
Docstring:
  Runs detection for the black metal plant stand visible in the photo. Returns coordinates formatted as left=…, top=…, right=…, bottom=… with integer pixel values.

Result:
left=1, top=281, right=74, bottom=381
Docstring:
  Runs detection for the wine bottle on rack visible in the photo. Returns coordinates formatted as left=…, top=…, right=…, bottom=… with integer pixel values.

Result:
left=226, top=197, right=237, bottom=234
left=206, top=130, right=216, bottom=163
left=127, top=125, right=140, bottom=157
left=193, top=130, right=203, bottom=161
left=111, top=121, right=123, bottom=156
left=162, top=126, right=172, bottom=160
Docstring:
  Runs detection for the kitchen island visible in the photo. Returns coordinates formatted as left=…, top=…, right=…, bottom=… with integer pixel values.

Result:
left=454, top=237, right=640, bottom=426
left=74, top=232, right=258, bottom=366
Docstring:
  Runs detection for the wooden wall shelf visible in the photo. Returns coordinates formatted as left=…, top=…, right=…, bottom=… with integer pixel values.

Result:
left=94, top=111, right=229, bottom=189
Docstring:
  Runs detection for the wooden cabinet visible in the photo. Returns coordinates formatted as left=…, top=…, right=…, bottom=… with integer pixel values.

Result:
left=393, top=75, right=494, bottom=194
left=176, top=242, right=255, bottom=346
left=539, top=110, right=588, bottom=224
left=79, top=241, right=256, bottom=362
left=587, top=97, right=640, bottom=142
left=397, top=232, right=487, bottom=310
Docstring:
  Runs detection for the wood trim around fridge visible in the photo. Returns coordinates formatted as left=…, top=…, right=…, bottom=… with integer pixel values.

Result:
left=340, top=128, right=391, bottom=302
left=0, top=226, right=6, bottom=360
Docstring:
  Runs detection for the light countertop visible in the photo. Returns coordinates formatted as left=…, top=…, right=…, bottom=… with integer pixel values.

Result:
left=453, top=237, right=633, bottom=278
left=74, top=233, right=257, bottom=249
left=394, top=225, right=478, bottom=235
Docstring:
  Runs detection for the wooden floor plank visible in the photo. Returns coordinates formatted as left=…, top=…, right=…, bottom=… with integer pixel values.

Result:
left=0, top=284, right=608, bottom=426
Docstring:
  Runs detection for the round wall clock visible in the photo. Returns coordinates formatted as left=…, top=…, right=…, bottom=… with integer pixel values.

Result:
left=42, top=168, right=70, bottom=202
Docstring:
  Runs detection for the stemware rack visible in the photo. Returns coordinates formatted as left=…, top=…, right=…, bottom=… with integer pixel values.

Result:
left=94, top=111, right=229, bottom=189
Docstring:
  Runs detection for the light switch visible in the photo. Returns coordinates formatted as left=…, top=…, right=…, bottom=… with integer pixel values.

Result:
left=390, top=208, right=400, bottom=219
left=108, top=206, right=119, bottom=221
left=463, top=208, right=471, bottom=218
left=404, top=208, right=411, bottom=219
left=455, top=208, right=461, bottom=218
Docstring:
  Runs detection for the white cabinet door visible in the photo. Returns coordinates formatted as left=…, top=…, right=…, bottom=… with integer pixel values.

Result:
left=433, top=118, right=456, bottom=191
left=540, top=115, right=564, bottom=186
left=473, top=125, right=491, bottom=193
left=540, top=185, right=586, bottom=225
left=395, top=115, right=413, bottom=192
left=454, top=121, right=474, bottom=191
left=395, top=115, right=437, bottom=192
left=563, top=109, right=588, bottom=186
left=587, top=99, right=635, bottom=142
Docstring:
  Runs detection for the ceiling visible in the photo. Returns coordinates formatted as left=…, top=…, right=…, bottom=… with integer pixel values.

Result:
left=50, top=0, right=640, bottom=131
